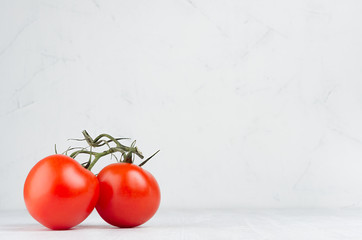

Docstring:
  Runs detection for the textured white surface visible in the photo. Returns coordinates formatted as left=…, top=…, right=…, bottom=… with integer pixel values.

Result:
left=1, top=0, right=362, bottom=210
left=2, top=209, right=362, bottom=240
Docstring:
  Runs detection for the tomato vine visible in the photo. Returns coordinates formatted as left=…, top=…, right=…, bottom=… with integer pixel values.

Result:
left=60, top=130, right=159, bottom=171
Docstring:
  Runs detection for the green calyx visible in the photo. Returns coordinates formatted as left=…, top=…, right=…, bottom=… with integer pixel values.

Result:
left=58, top=130, right=159, bottom=171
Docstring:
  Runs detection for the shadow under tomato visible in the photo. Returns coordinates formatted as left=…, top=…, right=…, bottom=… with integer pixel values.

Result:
left=1, top=223, right=152, bottom=232
left=0, top=223, right=50, bottom=232
left=75, top=224, right=148, bottom=230
left=0, top=223, right=118, bottom=232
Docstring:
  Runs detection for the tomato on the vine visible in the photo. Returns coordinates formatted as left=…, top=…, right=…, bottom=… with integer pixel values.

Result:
left=23, top=154, right=99, bottom=230
left=96, top=163, right=161, bottom=228
left=23, top=130, right=160, bottom=230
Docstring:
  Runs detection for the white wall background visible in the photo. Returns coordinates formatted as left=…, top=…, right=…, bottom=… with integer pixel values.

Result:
left=1, top=0, right=362, bottom=210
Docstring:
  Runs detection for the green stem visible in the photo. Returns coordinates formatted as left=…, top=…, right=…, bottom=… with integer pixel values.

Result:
left=67, top=130, right=148, bottom=171
left=94, top=134, right=124, bottom=147
left=70, top=150, right=97, bottom=159
left=100, top=135, right=144, bottom=159
left=139, top=150, right=160, bottom=167
left=87, top=147, right=119, bottom=171
left=82, top=130, right=143, bottom=158
left=94, top=134, right=139, bottom=153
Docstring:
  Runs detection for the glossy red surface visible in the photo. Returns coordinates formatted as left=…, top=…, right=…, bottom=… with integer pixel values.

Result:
left=24, top=155, right=99, bottom=230
left=96, top=163, right=160, bottom=227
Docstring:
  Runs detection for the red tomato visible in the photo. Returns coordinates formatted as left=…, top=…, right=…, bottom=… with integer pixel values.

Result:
left=96, top=163, right=160, bottom=227
left=23, top=154, right=99, bottom=230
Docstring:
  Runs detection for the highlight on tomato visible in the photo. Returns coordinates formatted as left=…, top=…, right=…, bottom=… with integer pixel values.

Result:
left=23, top=130, right=160, bottom=230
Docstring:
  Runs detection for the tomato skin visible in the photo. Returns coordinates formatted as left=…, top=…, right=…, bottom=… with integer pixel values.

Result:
left=23, top=154, right=99, bottom=230
left=96, top=163, right=160, bottom=227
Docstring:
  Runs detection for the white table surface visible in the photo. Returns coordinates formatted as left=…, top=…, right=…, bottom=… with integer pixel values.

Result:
left=1, top=208, right=362, bottom=240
